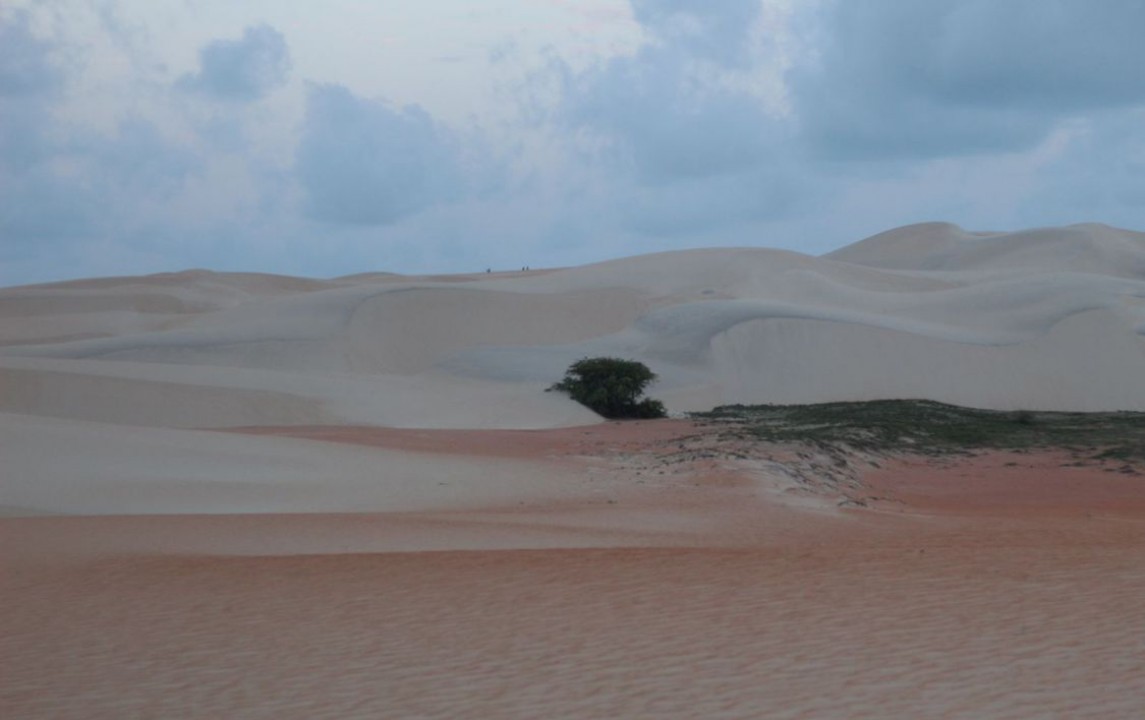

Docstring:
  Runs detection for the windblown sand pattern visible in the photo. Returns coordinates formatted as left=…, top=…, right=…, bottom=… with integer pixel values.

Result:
left=5, top=422, right=1145, bottom=719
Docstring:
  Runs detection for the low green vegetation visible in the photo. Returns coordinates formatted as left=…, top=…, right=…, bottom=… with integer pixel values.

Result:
left=549, top=357, right=666, bottom=419
left=691, top=399, right=1145, bottom=459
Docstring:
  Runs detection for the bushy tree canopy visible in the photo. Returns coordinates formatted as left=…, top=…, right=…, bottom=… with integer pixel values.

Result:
left=549, top=357, right=666, bottom=419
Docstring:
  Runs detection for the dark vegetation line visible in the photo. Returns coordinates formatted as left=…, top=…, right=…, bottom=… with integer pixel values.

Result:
left=689, top=399, right=1145, bottom=461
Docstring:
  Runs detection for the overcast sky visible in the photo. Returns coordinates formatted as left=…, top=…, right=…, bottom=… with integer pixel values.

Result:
left=2, top=1, right=1143, bottom=285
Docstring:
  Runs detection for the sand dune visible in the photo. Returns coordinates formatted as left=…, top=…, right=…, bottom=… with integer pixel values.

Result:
left=2, top=222, right=1144, bottom=517
left=0, top=412, right=610, bottom=516
left=828, top=221, right=1145, bottom=277
left=4, top=222, right=1145, bottom=718
left=3, top=222, right=1145, bottom=437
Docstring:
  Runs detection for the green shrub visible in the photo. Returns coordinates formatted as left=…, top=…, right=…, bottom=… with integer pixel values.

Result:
left=549, top=357, right=667, bottom=419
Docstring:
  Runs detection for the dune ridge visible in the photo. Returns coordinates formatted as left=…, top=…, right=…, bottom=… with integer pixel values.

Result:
left=3, top=222, right=1144, bottom=436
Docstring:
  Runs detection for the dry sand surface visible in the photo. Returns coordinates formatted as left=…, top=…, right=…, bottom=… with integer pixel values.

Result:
left=5, top=421, right=1145, bottom=719
left=3, top=222, right=1145, bottom=717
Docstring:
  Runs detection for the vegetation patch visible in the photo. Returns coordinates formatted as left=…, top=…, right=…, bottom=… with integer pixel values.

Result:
left=550, top=357, right=667, bottom=419
left=691, top=399, right=1145, bottom=460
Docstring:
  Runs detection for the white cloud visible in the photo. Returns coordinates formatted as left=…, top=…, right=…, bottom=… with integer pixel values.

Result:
left=1, top=0, right=1143, bottom=288
left=544, top=0, right=805, bottom=238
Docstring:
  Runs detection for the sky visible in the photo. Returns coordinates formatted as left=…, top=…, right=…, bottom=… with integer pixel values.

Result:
left=1, top=0, right=1143, bottom=286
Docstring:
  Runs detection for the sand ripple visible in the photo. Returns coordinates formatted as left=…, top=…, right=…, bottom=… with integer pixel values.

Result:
left=5, top=522, right=1144, bottom=719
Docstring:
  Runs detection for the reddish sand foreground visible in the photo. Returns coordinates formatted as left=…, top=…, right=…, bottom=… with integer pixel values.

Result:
left=3, top=422, right=1145, bottom=718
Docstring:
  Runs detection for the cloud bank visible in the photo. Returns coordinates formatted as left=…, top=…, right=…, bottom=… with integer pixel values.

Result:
left=794, top=0, right=1145, bottom=159
left=0, top=1, right=1142, bottom=286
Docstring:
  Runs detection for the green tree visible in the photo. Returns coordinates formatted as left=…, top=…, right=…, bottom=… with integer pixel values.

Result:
left=549, top=357, right=666, bottom=419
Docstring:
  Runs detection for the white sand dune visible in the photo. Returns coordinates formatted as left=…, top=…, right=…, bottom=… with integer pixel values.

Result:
left=0, top=354, right=596, bottom=429
left=3, top=222, right=1145, bottom=436
left=2, top=220, right=1142, bottom=517
left=0, top=411, right=602, bottom=516
left=6, top=224, right=1145, bottom=719
left=829, top=221, right=1145, bottom=277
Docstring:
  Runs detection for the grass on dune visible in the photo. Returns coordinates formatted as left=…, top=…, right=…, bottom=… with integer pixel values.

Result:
left=690, top=399, right=1145, bottom=460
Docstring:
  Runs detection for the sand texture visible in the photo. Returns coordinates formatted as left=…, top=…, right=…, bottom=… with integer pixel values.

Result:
left=3, top=222, right=1145, bottom=717
left=4, top=428, right=1145, bottom=719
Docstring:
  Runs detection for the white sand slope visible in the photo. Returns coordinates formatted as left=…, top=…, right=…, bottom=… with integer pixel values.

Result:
left=3, top=222, right=1145, bottom=436
left=0, top=412, right=593, bottom=516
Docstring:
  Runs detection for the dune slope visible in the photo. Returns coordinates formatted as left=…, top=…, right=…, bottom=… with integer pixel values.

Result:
left=4, top=222, right=1143, bottom=434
